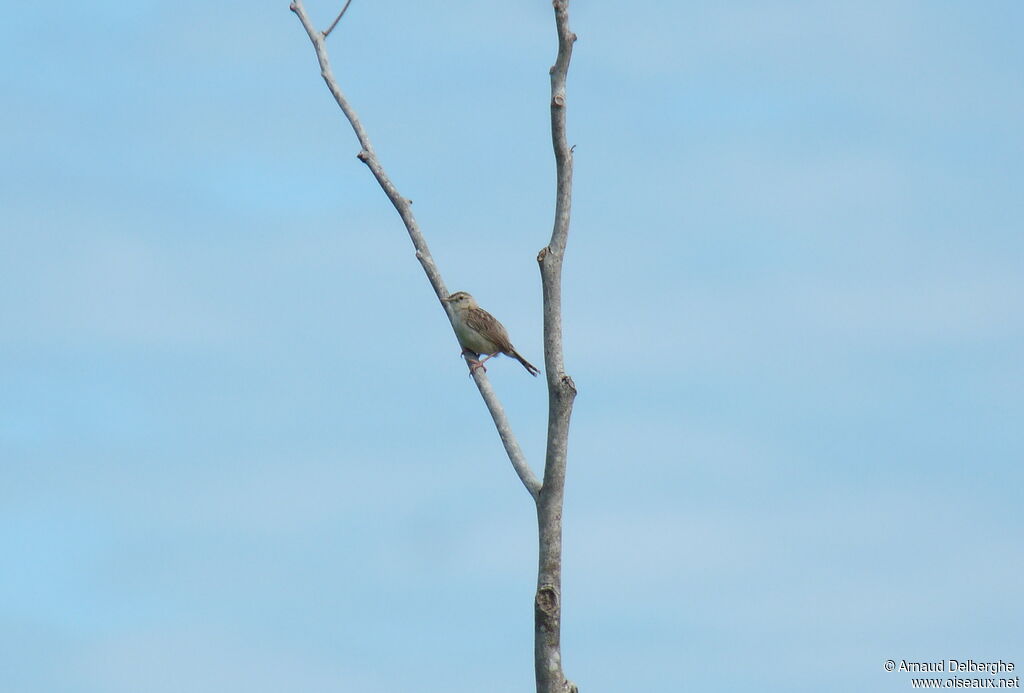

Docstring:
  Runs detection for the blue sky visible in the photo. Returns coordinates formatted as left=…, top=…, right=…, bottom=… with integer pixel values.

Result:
left=2, top=1, right=1022, bottom=691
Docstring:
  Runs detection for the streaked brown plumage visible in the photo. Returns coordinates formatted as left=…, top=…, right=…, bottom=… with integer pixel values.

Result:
left=442, top=291, right=540, bottom=376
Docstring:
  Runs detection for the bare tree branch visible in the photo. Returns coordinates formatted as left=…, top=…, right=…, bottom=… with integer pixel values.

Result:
left=291, top=2, right=577, bottom=687
left=288, top=0, right=541, bottom=500
left=535, top=0, right=578, bottom=690
left=322, top=0, right=353, bottom=39
left=469, top=367, right=542, bottom=498
left=289, top=0, right=441, bottom=296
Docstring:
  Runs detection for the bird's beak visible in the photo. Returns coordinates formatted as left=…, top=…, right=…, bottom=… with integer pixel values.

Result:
left=441, top=295, right=452, bottom=303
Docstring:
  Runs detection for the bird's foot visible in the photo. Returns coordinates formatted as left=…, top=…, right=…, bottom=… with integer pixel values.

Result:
left=461, top=348, right=487, bottom=375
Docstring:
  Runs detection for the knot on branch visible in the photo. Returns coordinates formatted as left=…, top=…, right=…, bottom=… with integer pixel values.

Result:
left=561, top=374, right=577, bottom=396
left=535, top=583, right=560, bottom=618
left=356, top=150, right=370, bottom=163
left=552, top=94, right=566, bottom=108
left=537, top=247, right=549, bottom=263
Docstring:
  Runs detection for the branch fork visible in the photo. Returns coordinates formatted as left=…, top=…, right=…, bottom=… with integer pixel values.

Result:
left=291, top=2, right=577, bottom=689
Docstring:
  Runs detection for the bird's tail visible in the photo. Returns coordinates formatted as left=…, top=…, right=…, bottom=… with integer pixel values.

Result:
left=511, top=349, right=540, bottom=377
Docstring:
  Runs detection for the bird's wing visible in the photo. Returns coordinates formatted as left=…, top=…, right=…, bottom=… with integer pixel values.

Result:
left=465, top=307, right=514, bottom=353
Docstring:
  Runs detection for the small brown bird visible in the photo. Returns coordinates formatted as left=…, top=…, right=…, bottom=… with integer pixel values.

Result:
left=442, top=291, right=540, bottom=376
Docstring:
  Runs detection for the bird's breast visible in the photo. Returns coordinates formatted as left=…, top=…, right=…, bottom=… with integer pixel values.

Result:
left=452, top=313, right=498, bottom=354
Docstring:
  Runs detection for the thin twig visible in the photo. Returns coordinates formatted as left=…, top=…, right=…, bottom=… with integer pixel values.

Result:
left=322, top=0, right=353, bottom=39
left=289, top=0, right=541, bottom=501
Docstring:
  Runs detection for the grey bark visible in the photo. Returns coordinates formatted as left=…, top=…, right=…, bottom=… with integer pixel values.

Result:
left=290, top=2, right=577, bottom=690
left=535, top=2, right=578, bottom=691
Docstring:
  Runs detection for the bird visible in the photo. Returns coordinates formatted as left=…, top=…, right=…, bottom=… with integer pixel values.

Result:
left=442, top=291, right=540, bottom=376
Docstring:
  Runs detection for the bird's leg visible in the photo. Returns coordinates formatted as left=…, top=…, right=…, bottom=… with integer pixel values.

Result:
left=461, top=348, right=487, bottom=374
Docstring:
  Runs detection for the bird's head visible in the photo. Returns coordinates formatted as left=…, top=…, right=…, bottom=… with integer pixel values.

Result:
left=443, top=291, right=478, bottom=309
